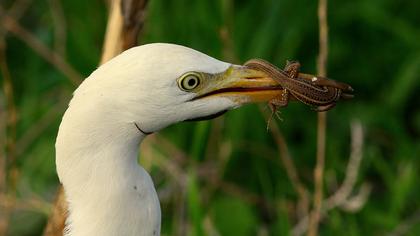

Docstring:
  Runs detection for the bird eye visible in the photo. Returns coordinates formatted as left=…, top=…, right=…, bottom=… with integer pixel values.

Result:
left=178, top=73, right=201, bottom=91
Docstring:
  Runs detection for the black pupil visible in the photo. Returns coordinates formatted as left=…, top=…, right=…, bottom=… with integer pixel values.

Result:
left=187, top=77, right=196, bottom=87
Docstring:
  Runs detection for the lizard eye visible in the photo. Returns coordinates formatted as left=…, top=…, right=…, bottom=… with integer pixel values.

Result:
left=178, top=72, right=202, bottom=91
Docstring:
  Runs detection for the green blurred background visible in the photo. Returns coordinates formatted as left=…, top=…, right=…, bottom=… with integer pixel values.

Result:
left=1, top=0, right=420, bottom=235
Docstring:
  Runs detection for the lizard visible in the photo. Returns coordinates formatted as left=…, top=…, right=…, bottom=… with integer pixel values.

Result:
left=244, top=58, right=354, bottom=113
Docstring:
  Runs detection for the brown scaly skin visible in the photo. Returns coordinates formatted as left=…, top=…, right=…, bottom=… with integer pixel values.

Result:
left=244, top=59, right=353, bottom=112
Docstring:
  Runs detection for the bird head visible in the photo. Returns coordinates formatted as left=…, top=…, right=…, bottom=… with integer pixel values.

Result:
left=67, top=43, right=280, bottom=135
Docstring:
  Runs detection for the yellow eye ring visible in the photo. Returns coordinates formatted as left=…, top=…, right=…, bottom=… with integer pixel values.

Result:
left=178, top=72, right=201, bottom=91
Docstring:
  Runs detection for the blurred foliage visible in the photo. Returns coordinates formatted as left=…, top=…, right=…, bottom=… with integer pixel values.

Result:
left=1, top=0, right=420, bottom=235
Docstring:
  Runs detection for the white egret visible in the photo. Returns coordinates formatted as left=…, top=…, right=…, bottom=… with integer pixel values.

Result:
left=56, top=43, right=280, bottom=236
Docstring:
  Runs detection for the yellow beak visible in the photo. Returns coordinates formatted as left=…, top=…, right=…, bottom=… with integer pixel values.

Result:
left=194, top=65, right=282, bottom=104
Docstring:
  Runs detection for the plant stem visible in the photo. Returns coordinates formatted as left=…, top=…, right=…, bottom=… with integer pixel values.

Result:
left=308, top=0, right=328, bottom=235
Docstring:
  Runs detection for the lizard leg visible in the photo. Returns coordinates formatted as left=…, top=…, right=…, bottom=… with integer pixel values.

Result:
left=266, top=89, right=288, bottom=130
left=284, top=61, right=301, bottom=78
left=269, top=89, right=289, bottom=111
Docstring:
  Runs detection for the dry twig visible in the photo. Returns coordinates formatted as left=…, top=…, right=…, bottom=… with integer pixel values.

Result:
left=0, top=193, right=52, bottom=215
left=100, top=0, right=148, bottom=64
left=148, top=135, right=264, bottom=205
left=2, top=0, right=32, bottom=22
left=0, top=34, right=17, bottom=236
left=0, top=105, right=6, bottom=236
left=0, top=1, right=34, bottom=233
left=308, top=0, right=329, bottom=235
left=261, top=106, right=310, bottom=218
left=0, top=7, right=82, bottom=86
left=293, top=121, right=370, bottom=236
left=387, top=209, right=420, bottom=236
left=15, top=95, right=69, bottom=157
left=48, top=0, right=67, bottom=56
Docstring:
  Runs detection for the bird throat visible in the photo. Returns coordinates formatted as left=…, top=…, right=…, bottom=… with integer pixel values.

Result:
left=134, top=122, right=153, bottom=135
left=184, top=109, right=227, bottom=122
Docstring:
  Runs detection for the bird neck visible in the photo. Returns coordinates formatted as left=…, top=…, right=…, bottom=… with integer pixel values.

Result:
left=55, top=106, right=161, bottom=236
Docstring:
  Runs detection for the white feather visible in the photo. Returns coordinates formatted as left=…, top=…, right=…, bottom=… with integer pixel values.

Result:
left=56, top=43, right=237, bottom=236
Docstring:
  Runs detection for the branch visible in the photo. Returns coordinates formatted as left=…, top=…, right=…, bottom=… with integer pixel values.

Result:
left=100, top=0, right=148, bottom=64
left=0, top=7, right=83, bottom=86
left=0, top=1, right=34, bottom=233
left=147, top=135, right=264, bottom=205
left=0, top=33, right=17, bottom=236
left=3, top=0, right=32, bottom=22
left=293, top=120, right=370, bottom=236
left=15, top=95, right=69, bottom=157
left=260, top=106, right=310, bottom=218
left=308, top=0, right=329, bottom=235
left=0, top=193, right=51, bottom=215
left=325, top=121, right=364, bottom=208
left=48, top=0, right=67, bottom=56
left=387, top=209, right=420, bottom=236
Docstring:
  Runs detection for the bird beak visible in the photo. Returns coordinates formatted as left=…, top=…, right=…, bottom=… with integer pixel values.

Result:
left=194, top=65, right=282, bottom=104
